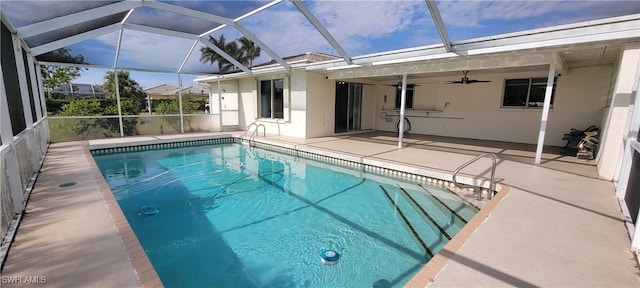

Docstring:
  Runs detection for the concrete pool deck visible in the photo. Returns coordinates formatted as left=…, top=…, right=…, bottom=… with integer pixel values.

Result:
left=1, top=131, right=638, bottom=287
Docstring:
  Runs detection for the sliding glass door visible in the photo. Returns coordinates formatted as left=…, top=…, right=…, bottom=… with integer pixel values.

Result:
left=335, top=82, right=362, bottom=133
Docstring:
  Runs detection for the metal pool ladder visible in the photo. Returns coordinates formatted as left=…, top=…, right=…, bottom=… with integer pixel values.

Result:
left=241, top=122, right=265, bottom=144
left=452, top=153, right=497, bottom=200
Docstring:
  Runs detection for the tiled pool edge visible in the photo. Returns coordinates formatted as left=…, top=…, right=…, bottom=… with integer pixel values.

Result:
left=83, top=147, right=163, bottom=288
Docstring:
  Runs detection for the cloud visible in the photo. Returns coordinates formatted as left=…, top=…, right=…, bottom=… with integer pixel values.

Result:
left=239, top=0, right=434, bottom=57
left=438, top=0, right=640, bottom=28
left=92, top=30, right=196, bottom=72
left=238, top=2, right=334, bottom=59
left=309, top=0, right=431, bottom=54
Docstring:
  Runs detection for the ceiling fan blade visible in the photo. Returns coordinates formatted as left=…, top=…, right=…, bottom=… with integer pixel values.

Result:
left=390, top=84, right=420, bottom=87
left=445, top=81, right=464, bottom=84
left=466, top=79, right=491, bottom=83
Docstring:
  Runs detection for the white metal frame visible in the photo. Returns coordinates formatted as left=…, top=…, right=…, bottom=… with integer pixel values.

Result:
left=616, top=54, right=640, bottom=250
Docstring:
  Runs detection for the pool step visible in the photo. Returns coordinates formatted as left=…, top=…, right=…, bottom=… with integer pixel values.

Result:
left=396, top=186, right=452, bottom=240
left=379, top=185, right=434, bottom=258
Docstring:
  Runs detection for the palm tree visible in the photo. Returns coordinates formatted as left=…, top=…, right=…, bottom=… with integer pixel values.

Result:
left=221, top=41, right=245, bottom=72
left=200, top=35, right=228, bottom=72
left=199, top=35, right=261, bottom=73
left=238, top=36, right=260, bottom=68
left=103, top=71, right=143, bottom=99
left=101, top=70, right=145, bottom=135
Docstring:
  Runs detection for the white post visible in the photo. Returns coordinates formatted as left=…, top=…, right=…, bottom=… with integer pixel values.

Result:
left=13, top=34, right=34, bottom=128
left=35, top=63, right=47, bottom=118
left=114, top=69, right=124, bottom=137
left=398, top=73, right=408, bottom=148
left=177, top=74, right=184, bottom=133
left=217, top=77, right=223, bottom=132
left=114, top=29, right=124, bottom=137
left=534, top=63, right=556, bottom=165
left=147, top=95, right=151, bottom=115
left=26, top=54, right=42, bottom=121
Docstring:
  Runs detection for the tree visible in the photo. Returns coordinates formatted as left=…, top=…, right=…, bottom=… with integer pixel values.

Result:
left=102, top=70, right=147, bottom=135
left=155, top=93, right=202, bottom=132
left=199, top=35, right=261, bottom=73
left=238, top=36, right=261, bottom=68
left=221, top=41, right=244, bottom=72
left=38, top=48, right=87, bottom=94
left=59, top=99, right=102, bottom=137
left=200, top=35, right=227, bottom=72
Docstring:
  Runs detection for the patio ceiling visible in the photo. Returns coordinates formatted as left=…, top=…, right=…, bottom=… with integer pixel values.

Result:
left=1, top=0, right=639, bottom=78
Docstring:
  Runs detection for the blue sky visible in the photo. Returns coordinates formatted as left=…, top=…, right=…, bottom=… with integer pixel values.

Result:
left=3, top=0, right=639, bottom=88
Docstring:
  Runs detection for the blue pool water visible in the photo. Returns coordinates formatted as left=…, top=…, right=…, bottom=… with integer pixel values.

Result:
left=93, top=142, right=478, bottom=287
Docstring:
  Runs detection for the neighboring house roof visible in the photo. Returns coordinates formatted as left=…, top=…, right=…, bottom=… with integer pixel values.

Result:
left=143, top=84, right=177, bottom=95
left=50, top=83, right=105, bottom=98
left=166, top=86, right=209, bottom=96
left=144, top=84, right=209, bottom=97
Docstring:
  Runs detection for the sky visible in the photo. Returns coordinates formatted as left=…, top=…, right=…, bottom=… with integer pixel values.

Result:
left=2, top=0, right=639, bottom=89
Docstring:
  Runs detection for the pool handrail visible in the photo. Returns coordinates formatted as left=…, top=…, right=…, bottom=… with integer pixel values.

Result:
left=242, top=122, right=265, bottom=144
left=452, top=153, right=496, bottom=200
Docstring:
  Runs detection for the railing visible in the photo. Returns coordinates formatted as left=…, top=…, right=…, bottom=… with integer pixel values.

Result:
left=241, top=122, right=265, bottom=144
left=452, top=153, right=497, bottom=200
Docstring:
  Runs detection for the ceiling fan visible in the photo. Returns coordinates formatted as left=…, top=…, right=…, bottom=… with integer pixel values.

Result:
left=388, top=82, right=419, bottom=89
left=446, top=70, right=491, bottom=84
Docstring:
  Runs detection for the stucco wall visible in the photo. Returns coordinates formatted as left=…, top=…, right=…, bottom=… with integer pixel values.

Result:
left=206, top=65, right=612, bottom=145
left=374, top=67, right=612, bottom=146
left=306, top=72, right=333, bottom=138
left=597, top=44, right=640, bottom=180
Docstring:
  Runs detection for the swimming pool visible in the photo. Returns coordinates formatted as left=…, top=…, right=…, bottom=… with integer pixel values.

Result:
left=93, top=140, right=479, bottom=287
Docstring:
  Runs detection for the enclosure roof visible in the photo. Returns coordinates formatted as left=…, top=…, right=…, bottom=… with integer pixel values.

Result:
left=2, top=0, right=639, bottom=77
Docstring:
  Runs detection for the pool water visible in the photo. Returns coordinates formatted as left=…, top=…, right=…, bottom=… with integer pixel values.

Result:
left=93, top=142, right=478, bottom=287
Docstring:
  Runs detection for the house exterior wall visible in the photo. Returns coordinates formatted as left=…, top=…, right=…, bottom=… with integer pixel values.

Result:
left=211, top=65, right=612, bottom=147
left=219, top=79, right=240, bottom=128
left=237, top=78, right=256, bottom=129
left=361, top=83, right=376, bottom=130
left=597, top=44, right=640, bottom=181
left=372, top=67, right=612, bottom=147
left=306, top=72, right=333, bottom=138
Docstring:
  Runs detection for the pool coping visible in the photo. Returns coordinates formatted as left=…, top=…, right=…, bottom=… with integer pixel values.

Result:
left=84, top=147, right=163, bottom=288
left=86, top=134, right=510, bottom=287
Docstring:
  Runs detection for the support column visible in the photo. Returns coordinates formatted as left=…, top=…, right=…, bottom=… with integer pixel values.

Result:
left=216, top=77, right=223, bottom=132
left=35, top=63, right=47, bottom=118
left=397, top=73, right=407, bottom=148
left=13, top=34, right=33, bottom=129
left=177, top=74, right=184, bottom=133
left=114, top=69, right=124, bottom=137
left=26, top=54, right=42, bottom=121
left=114, top=29, right=124, bottom=137
left=534, top=63, right=556, bottom=165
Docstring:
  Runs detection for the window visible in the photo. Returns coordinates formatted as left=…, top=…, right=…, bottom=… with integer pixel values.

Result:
left=395, top=85, right=414, bottom=109
left=502, top=78, right=556, bottom=108
left=260, top=79, right=283, bottom=119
